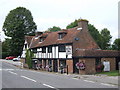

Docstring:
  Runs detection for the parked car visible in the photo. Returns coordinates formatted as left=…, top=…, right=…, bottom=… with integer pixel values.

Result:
left=5, top=56, right=16, bottom=60
left=13, top=56, right=21, bottom=61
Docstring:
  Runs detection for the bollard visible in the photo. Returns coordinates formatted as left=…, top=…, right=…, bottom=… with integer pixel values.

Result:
left=21, top=63, right=23, bottom=68
left=118, top=62, right=120, bottom=73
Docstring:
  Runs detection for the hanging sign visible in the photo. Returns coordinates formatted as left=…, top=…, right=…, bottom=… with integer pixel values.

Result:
left=66, top=46, right=72, bottom=55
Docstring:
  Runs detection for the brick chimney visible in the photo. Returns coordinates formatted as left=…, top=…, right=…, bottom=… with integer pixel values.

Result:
left=77, top=19, right=88, bottom=31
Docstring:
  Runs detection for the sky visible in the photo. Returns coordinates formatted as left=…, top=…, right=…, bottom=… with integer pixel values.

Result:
left=0, top=0, right=119, bottom=43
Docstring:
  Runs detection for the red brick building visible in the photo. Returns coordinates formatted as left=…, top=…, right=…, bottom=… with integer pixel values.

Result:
left=21, top=19, right=120, bottom=74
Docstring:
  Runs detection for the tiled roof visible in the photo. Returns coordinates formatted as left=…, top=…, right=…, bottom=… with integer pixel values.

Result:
left=25, top=36, right=34, bottom=47
left=30, top=27, right=80, bottom=48
left=24, top=29, right=120, bottom=58
left=74, top=49, right=120, bottom=57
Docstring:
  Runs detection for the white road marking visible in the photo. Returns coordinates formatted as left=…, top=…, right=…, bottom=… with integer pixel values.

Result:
left=9, top=71, right=17, bottom=75
left=84, top=80, right=95, bottom=83
left=72, top=78, right=79, bottom=80
left=101, top=83, right=115, bottom=87
left=21, top=75, right=37, bottom=82
left=3, top=69, right=14, bottom=71
left=43, top=83, right=55, bottom=88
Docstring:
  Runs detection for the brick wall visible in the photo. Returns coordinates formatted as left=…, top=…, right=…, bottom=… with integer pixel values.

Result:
left=79, top=58, right=96, bottom=74
left=101, top=58, right=116, bottom=71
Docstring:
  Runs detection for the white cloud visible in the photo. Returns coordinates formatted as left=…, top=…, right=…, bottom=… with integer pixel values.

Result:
left=0, top=0, right=119, bottom=42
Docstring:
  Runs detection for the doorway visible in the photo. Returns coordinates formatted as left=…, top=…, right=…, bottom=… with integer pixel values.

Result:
left=73, top=58, right=79, bottom=74
left=53, top=59, right=58, bottom=72
left=116, top=57, right=120, bottom=70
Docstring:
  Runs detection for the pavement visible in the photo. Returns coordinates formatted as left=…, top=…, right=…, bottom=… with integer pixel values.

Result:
left=0, top=59, right=119, bottom=89
left=67, top=74, right=119, bottom=86
left=2, top=59, right=22, bottom=67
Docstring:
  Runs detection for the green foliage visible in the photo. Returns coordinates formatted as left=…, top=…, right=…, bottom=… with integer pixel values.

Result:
left=96, top=70, right=119, bottom=76
left=47, top=26, right=61, bottom=32
left=88, top=24, right=103, bottom=48
left=2, top=39, right=11, bottom=58
left=25, top=49, right=34, bottom=69
left=66, top=20, right=78, bottom=29
left=112, top=38, right=120, bottom=50
left=2, top=7, right=37, bottom=56
left=66, top=19, right=112, bottom=50
left=2, top=52, right=9, bottom=59
left=100, top=28, right=112, bottom=50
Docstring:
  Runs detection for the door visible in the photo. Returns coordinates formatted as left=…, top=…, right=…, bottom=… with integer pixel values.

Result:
left=53, top=60, right=58, bottom=72
left=73, top=58, right=79, bottom=74
left=116, top=57, right=120, bottom=70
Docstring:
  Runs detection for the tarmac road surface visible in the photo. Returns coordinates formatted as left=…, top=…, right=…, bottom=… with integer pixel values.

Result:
left=0, top=60, right=118, bottom=90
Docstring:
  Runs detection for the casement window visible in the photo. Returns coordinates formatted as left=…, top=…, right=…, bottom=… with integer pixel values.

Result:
left=42, top=47, right=46, bottom=53
left=33, top=48, right=37, bottom=53
left=48, top=46, right=52, bottom=53
left=58, top=45, right=66, bottom=52
left=58, top=33, right=63, bottom=39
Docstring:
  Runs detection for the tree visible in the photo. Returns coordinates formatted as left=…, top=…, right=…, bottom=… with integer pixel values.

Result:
left=100, top=28, right=112, bottom=50
left=112, top=38, right=120, bottom=50
left=47, top=26, right=61, bottom=32
left=2, top=7, right=37, bottom=56
left=88, top=24, right=102, bottom=48
left=25, top=49, right=34, bottom=69
left=66, top=20, right=78, bottom=29
left=2, top=39, right=11, bottom=58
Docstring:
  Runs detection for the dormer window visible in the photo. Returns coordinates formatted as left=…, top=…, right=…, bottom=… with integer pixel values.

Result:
left=58, top=33, right=63, bottom=39
left=58, top=32, right=67, bottom=39
left=39, top=37, right=44, bottom=42
left=39, top=34, right=48, bottom=42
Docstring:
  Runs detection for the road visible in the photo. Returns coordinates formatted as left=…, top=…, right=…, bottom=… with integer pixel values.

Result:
left=0, top=60, right=119, bottom=90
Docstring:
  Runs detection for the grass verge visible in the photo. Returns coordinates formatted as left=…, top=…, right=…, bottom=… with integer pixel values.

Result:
left=96, top=70, right=120, bottom=76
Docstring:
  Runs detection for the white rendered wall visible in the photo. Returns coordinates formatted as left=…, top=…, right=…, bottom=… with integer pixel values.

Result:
left=56, top=46, right=58, bottom=58
left=59, top=52, right=66, bottom=58
left=52, top=46, right=55, bottom=58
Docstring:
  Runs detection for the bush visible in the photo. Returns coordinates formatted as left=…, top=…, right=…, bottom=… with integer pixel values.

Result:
left=2, top=52, right=9, bottom=59
left=96, top=64, right=104, bottom=72
left=25, top=49, right=34, bottom=69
